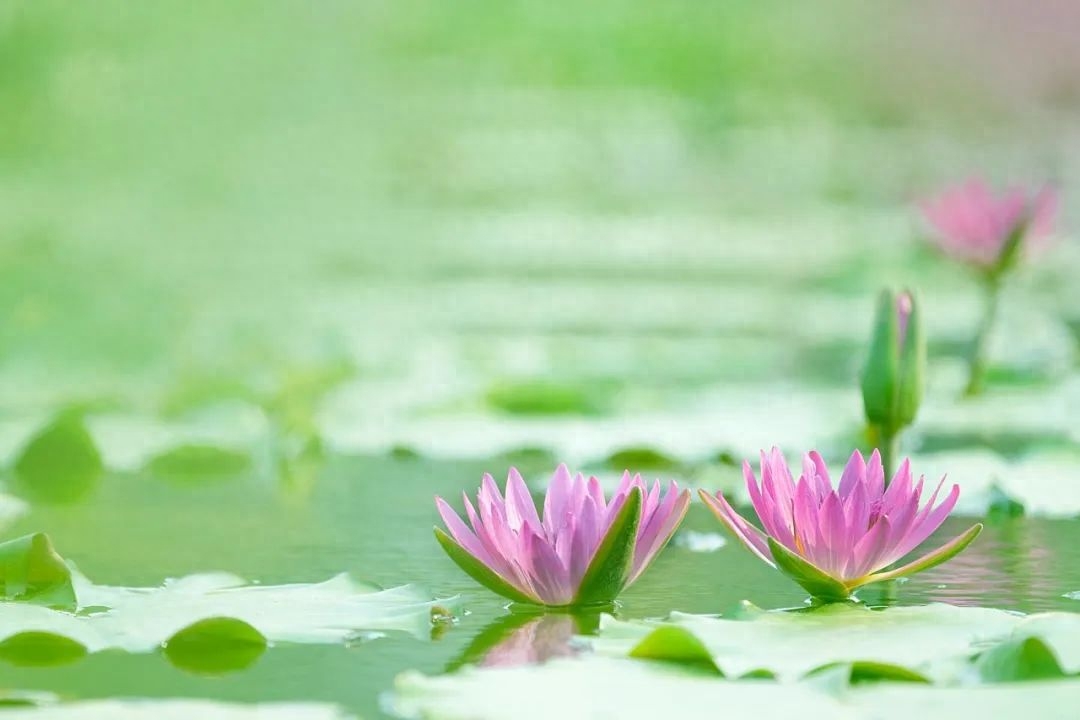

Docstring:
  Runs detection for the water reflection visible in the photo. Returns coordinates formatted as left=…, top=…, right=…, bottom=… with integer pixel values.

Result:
left=446, top=608, right=606, bottom=671
left=898, top=519, right=1061, bottom=612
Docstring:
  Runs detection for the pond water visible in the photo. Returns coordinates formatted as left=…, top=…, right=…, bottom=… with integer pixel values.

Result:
left=2, top=2, right=1080, bottom=717
left=4, top=457, right=1080, bottom=718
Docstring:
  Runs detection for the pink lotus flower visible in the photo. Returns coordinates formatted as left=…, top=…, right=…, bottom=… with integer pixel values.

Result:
left=435, top=465, right=691, bottom=607
left=920, top=177, right=1058, bottom=270
left=700, top=448, right=982, bottom=601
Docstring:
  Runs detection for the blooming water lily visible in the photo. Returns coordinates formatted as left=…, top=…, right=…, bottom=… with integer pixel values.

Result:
left=701, top=448, right=982, bottom=602
left=436, top=466, right=690, bottom=607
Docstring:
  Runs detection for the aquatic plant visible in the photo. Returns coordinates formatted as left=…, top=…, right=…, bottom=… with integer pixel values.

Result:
left=920, top=178, right=1058, bottom=396
left=435, top=466, right=690, bottom=607
left=700, top=448, right=982, bottom=602
left=860, top=289, right=925, bottom=480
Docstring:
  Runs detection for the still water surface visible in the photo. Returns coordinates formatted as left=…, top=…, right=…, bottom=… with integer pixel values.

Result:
left=4, top=455, right=1077, bottom=718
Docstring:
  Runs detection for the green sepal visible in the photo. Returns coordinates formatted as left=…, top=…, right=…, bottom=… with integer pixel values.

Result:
left=895, top=290, right=925, bottom=426
left=573, top=487, right=642, bottom=606
left=434, top=527, right=535, bottom=605
left=767, top=537, right=851, bottom=603
left=858, top=523, right=982, bottom=587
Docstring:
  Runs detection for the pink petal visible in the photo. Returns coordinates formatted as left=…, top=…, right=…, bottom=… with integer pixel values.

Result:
left=504, top=468, right=542, bottom=534
left=849, top=515, right=894, bottom=579
left=699, top=490, right=773, bottom=566
left=436, top=496, right=491, bottom=563
left=542, top=464, right=574, bottom=538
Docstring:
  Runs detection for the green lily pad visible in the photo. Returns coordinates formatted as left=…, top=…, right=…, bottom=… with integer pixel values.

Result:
left=389, top=656, right=848, bottom=720
left=0, top=631, right=87, bottom=667
left=0, top=533, right=76, bottom=609
left=12, top=413, right=103, bottom=504
left=591, top=603, right=1022, bottom=681
left=847, top=681, right=1080, bottom=720
left=0, top=698, right=357, bottom=719
left=144, top=444, right=252, bottom=480
left=485, top=380, right=611, bottom=416
left=162, top=616, right=267, bottom=675
left=0, top=570, right=455, bottom=657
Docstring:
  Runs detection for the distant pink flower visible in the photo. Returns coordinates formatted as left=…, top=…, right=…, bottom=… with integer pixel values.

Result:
left=920, top=177, right=1058, bottom=269
left=700, top=448, right=982, bottom=601
left=436, top=465, right=690, bottom=606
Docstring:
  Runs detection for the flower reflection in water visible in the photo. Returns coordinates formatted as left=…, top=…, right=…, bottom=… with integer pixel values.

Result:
left=446, top=610, right=604, bottom=672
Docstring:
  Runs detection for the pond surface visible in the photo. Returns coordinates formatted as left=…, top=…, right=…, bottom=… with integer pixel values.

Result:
left=4, top=456, right=1080, bottom=718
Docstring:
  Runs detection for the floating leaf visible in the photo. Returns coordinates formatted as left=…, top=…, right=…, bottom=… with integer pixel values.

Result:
left=0, top=571, right=455, bottom=657
left=163, top=616, right=267, bottom=675
left=0, top=631, right=87, bottom=667
left=591, top=603, right=1021, bottom=682
left=145, top=444, right=252, bottom=480
left=390, top=656, right=846, bottom=720
left=0, top=534, right=75, bottom=609
left=628, top=625, right=720, bottom=675
left=485, top=380, right=610, bottom=416
left=13, top=414, right=103, bottom=504
left=0, top=698, right=356, bottom=719
left=975, top=636, right=1065, bottom=682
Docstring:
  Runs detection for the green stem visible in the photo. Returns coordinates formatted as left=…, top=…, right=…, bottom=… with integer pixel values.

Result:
left=963, top=275, right=1002, bottom=397
left=880, top=427, right=900, bottom=485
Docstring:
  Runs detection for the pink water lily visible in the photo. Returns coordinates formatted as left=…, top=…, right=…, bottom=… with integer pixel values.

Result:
left=435, top=465, right=690, bottom=606
left=700, top=448, right=982, bottom=601
left=920, top=177, right=1058, bottom=270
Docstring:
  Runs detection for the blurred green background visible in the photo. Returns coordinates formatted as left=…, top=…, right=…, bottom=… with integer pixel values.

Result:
left=1, top=1, right=1079, bottom=716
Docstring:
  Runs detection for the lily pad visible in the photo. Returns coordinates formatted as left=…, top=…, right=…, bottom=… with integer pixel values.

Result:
left=0, top=698, right=356, bottom=719
left=0, top=570, right=455, bottom=657
left=389, top=656, right=849, bottom=720
left=847, top=681, right=1080, bottom=720
left=12, top=413, right=103, bottom=504
left=591, top=603, right=1021, bottom=681
left=144, top=444, right=252, bottom=480
left=0, top=533, right=76, bottom=609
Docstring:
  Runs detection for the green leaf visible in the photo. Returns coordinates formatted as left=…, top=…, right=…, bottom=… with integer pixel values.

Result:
left=145, top=444, right=251, bottom=480
left=434, top=528, right=535, bottom=605
left=0, top=698, right=356, bottom=718
left=0, top=570, right=452, bottom=655
left=0, top=631, right=87, bottom=667
left=390, top=656, right=848, bottom=720
left=860, top=523, right=982, bottom=586
left=591, top=603, right=1022, bottom=683
left=976, top=636, right=1065, bottom=682
left=628, top=625, right=721, bottom=675
left=0, top=533, right=75, bottom=609
left=164, top=616, right=267, bottom=675
left=13, top=413, right=103, bottom=504
left=485, top=380, right=609, bottom=416
left=766, top=537, right=851, bottom=602
left=573, top=487, right=642, bottom=606
left=602, top=447, right=683, bottom=472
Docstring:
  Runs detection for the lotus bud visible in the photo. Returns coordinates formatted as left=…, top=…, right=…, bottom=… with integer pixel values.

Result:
left=860, top=289, right=924, bottom=431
